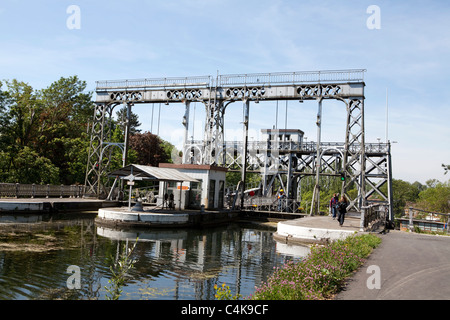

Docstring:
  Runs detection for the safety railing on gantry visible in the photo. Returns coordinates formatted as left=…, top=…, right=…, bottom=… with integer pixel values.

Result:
left=95, top=69, right=366, bottom=91
left=217, top=69, right=366, bottom=87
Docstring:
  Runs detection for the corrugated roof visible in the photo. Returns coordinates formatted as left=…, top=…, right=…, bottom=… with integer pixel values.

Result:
left=108, top=164, right=199, bottom=182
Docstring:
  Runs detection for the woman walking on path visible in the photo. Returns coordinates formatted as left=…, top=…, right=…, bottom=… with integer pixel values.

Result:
left=337, top=195, right=349, bottom=227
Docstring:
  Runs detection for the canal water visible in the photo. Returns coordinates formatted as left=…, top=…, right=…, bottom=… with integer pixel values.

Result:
left=0, top=212, right=309, bottom=300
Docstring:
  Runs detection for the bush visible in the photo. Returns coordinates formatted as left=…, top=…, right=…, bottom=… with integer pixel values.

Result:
left=249, top=233, right=381, bottom=300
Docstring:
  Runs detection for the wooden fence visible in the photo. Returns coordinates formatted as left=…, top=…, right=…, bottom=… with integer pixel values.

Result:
left=0, top=183, right=86, bottom=198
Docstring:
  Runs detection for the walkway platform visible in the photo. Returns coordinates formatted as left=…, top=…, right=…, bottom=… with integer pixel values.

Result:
left=274, top=214, right=362, bottom=244
left=0, top=198, right=121, bottom=213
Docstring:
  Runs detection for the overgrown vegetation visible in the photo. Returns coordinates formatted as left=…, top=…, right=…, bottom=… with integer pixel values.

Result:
left=249, top=234, right=381, bottom=300
left=214, top=233, right=381, bottom=300
left=104, top=239, right=138, bottom=300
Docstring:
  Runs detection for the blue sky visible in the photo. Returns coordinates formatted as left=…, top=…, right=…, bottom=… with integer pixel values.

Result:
left=0, top=0, right=449, bottom=184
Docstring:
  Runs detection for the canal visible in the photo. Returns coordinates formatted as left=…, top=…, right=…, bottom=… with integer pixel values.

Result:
left=0, top=212, right=309, bottom=300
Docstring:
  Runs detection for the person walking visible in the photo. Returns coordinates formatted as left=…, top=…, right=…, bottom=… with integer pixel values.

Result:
left=329, top=193, right=339, bottom=219
left=336, top=195, right=348, bottom=227
left=277, top=189, right=286, bottom=211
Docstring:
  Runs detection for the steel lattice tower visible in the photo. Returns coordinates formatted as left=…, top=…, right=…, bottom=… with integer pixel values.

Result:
left=84, top=70, right=393, bottom=221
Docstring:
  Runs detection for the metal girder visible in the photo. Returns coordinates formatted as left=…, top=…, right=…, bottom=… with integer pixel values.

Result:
left=342, top=97, right=366, bottom=211
left=86, top=70, right=392, bottom=217
left=84, top=102, right=129, bottom=198
left=84, top=103, right=111, bottom=197
left=95, top=82, right=365, bottom=105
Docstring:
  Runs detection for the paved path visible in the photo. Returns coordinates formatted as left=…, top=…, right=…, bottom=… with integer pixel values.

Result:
left=335, top=230, right=450, bottom=300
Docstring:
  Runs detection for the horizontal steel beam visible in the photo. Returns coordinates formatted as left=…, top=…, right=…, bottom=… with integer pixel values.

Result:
left=96, top=82, right=365, bottom=104
left=95, top=69, right=366, bottom=104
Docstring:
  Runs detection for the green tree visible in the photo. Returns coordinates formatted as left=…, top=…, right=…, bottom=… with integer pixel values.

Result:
left=386, top=179, right=422, bottom=217
left=0, top=81, right=10, bottom=148
left=36, top=76, right=93, bottom=184
left=115, top=106, right=141, bottom=135
left=0, top=80, right=42, bottom=149
left=128, top=131, right=171, bottom=166
left=416, top=180, right=450, bottom=213
left=0, top=80, right=52, bottom=183
left=0, top=76, right=93, bottom=185
left=4, top=146, right=59, bottom=184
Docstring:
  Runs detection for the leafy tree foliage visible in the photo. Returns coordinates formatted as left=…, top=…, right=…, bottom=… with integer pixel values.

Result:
left=116, top=106, right=141, bottom=135
left=0, top=77, right=92, bottom=184
left=0, top=76, right=177, bottom=186
left=382, top=178, right=450, bottom=216
left=128, top=131, right=172, bottom=166
left=416, top=180, right=450, bottom=213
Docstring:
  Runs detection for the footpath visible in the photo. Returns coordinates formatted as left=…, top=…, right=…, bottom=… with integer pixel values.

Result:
left=335, top=230, right=450, bottom=300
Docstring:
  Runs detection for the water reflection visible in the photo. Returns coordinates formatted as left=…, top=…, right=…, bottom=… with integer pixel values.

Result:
left=0, top=213, right=310, bottom=300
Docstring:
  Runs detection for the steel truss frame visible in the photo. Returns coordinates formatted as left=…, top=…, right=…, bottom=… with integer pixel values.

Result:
left=85, top=69, right=393, bottom=220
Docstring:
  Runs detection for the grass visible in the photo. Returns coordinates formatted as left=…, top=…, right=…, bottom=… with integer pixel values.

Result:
left=247, top=233, right=382, bottom=300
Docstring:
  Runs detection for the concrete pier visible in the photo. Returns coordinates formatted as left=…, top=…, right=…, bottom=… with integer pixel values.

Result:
left=95, top=207, right=240, bottom=228
left=274, top=215, right=362, bottom=244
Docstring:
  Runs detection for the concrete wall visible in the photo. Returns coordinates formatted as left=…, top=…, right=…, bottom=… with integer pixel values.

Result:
left=157, top=164, right=227, bottom=210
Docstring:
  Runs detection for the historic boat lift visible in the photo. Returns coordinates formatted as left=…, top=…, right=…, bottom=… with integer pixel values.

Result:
left=84, top=69, right=393, bottom=223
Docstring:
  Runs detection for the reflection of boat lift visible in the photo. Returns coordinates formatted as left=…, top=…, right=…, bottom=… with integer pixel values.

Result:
left=96, top=226, right=216, bottom=272
left=274, top=241, right=310, bottom=258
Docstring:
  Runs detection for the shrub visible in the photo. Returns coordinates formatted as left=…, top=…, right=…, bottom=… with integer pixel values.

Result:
left=249, top=233, right=381, bottom=300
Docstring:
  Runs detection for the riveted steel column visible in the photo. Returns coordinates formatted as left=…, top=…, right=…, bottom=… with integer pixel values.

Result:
left=122, top=102, right=132, bottom=167
left=85, top=103, right=109, bottom=197
left=182, top=100, right=190, bottom=160
left=240, top=99, right=250, bottom=209
left=386, top=141, right=394, bottom=222
left=343, top=89, right=366, bottom=212
left=310, top=98, right=323, bottom=216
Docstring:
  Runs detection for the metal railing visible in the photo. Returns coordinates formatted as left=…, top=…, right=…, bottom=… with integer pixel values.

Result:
left=96, top=69, right=366, bottom=91
left=218, top=69, right=366, bottom=87
left=360, top=203, right=388, bottom=231
left=184, top=140, right=390, bottom=154
left=400, top=207, right=450, bottom=233
left=0, top=183, right=86, bottom=199
left=237, top=193, right=304, bottom=214
left=96, top=76, right=212, bottom=90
